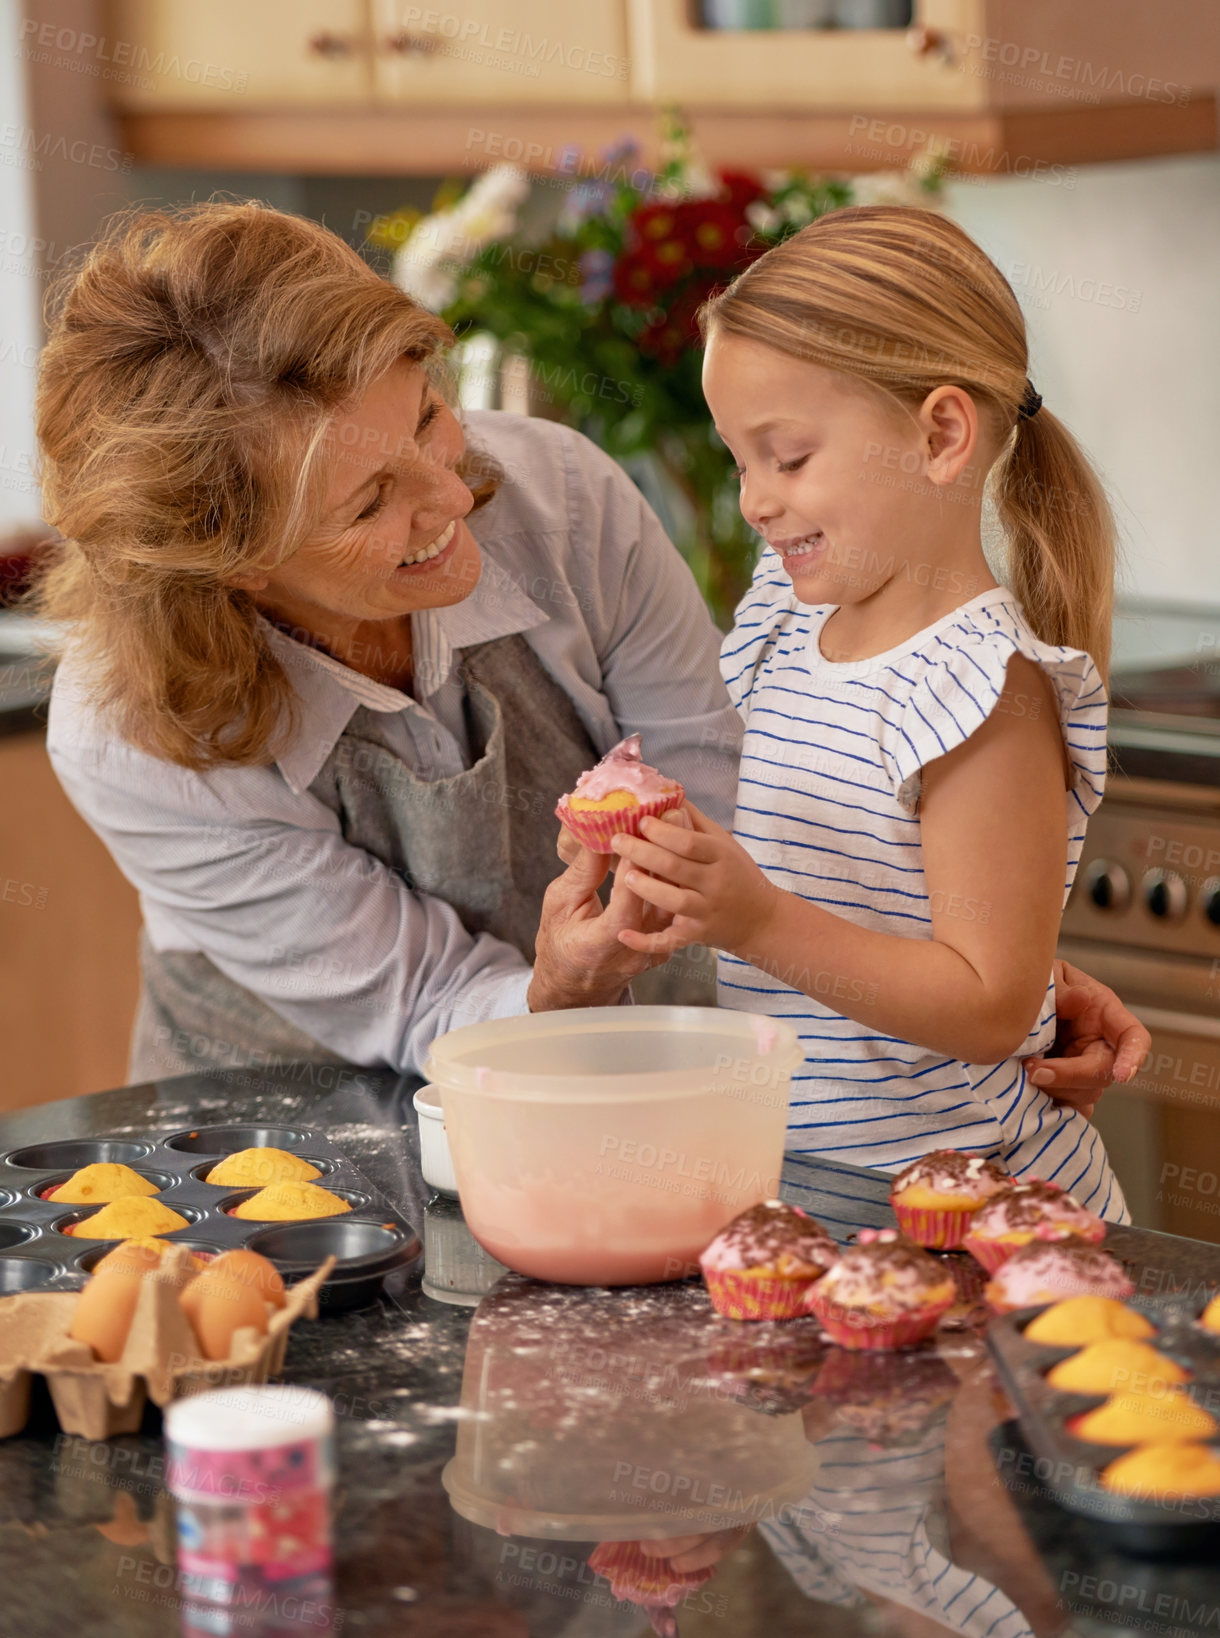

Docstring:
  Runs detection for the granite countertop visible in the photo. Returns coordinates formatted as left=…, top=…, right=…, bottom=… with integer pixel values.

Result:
left=1, top=1064, right=1218, bottom=1638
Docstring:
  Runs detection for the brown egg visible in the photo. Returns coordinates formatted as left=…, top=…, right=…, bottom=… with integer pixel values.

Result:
left=70, top=1241, right=206, bottom=1363
left=180, top=1261, right=272, bottom=1361
left=92, top=1238, right=204, bottom=1279
left=69, top=1266, right=148, bottom=1363
left=201, top=1249, right=287, bottom=1309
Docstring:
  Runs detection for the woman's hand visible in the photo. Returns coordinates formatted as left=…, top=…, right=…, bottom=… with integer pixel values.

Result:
left=1022, top=959, right=1150, bottom=1118
left=610, top=803, right=779, bottom=958
left=527, top=842, right=674, bottom=1012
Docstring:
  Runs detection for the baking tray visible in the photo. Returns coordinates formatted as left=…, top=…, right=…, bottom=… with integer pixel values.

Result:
left=0, top=1122, right=420, bottom=1312
left=987, top=1293, right=1220, bottom=1552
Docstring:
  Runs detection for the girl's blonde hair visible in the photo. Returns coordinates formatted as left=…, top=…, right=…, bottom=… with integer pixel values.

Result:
left=701, top=205, right=1116, bottom=680
left=33, top=199, right=491, bottom=769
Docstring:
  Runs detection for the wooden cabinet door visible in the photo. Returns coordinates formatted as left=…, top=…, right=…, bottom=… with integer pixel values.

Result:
left=105, top=0, right=374, bottom=108
left=371, top=0, right=630, bottom=104
left=0, top=732, right=142, bottom=1110
left=629, top=0, right=986, bottom=111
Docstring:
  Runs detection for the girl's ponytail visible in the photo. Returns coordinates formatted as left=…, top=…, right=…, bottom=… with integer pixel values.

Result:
left=992, top=397, right=1116, bottom=684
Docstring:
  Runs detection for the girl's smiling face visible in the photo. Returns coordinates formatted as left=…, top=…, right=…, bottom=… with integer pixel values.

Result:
left=702, top=329, right=973, bottom=608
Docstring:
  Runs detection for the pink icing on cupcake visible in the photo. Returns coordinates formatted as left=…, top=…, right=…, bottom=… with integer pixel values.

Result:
left=815, top=1229, right=954, bottom=1316
left=984, top=1241, right=1134, bottom=1313
left=967, top=1179, right=1104, bottom=1244
left=699, top=1199, right=838, bottom=1276
left=566, top=734, right=682, bottom=803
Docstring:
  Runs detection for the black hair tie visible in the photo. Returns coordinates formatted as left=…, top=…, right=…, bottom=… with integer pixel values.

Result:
left=1018, top=379, right=1043, bottom=421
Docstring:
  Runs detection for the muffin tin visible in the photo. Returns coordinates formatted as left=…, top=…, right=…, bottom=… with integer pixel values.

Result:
left=988, top=1294, right=1220, bottom=1551
left=0, top=1124, right=420, bottom=1312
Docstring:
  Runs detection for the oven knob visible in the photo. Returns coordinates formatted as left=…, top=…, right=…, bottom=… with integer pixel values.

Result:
left=1142, top=868, right=1188, bottom=921
left=1083, top=859, right=1130, bottom=911
left=1202, top=877, right=1220, bottom=928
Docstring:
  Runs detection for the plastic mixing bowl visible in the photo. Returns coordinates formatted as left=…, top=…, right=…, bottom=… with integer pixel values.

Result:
left=423, top=1006, right=803, bottom=1286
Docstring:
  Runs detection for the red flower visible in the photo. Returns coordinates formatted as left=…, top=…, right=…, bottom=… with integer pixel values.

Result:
left=674, top=200, right=750, bottom=270
left=637, top=280, right=719, bottom=365
left=718, top=168, right=766, bottom=214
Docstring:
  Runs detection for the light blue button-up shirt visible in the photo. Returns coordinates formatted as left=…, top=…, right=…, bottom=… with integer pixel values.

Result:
left=46, top=411, right=744, bottom=1074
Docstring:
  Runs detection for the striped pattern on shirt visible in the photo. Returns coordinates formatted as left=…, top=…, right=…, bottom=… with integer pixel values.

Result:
left=719, top=552, right=1126, bottom=1222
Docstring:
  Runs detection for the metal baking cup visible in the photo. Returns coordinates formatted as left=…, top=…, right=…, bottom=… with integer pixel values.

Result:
left=0, top=1123, right=420, bottom=1312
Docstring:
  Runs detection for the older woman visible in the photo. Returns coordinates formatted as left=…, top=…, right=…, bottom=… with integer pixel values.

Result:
left=36, top=202, right=1142, bottom=1106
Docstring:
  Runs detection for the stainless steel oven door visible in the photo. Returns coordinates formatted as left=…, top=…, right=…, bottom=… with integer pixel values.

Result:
left=1057, top=939, right=1220, bottom=1243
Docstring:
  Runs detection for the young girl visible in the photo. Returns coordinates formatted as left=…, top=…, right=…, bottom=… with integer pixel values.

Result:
left=612, top=205, right=1126, bottom=1221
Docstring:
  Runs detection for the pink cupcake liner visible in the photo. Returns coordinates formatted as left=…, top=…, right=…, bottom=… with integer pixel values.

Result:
left=555, top=787, right=685, bottom=854
left=703, top=1267, right=824, bottom=1322
left=892, top=1201, right=979, bottom=1250
left=806, top=1286, right=954, bottom=1351
left=964, top=1222, right=1106, bottom=1275
left=588, top=1539, right=715, bottom=1604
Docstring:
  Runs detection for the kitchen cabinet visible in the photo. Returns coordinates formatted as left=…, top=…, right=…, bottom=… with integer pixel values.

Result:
left=100, top=0, right=1219, bottom=172
left=103, top=0, right=375, bottom=107
left=629, top=0, right=1218, bottom=113
left=0, top=731, right=142, bottom=1111
left=370, top=0, right=630, bottom=106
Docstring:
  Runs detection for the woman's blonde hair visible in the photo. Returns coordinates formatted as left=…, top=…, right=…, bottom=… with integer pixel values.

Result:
left=33, top=199, right=490, bottom=768
left=701, top=205, right=1116, bottom=680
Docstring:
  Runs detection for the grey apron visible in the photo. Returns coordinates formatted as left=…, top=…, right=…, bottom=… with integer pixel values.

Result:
left=128, top=634, right=709, bottom=1083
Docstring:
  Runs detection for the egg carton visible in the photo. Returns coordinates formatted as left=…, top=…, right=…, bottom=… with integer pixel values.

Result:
left=987, top=1293, right=1220, bottom=1551
left=0, top=1122, right=420, bottom=1314
left=0, top=1243, right=333, bottom=1441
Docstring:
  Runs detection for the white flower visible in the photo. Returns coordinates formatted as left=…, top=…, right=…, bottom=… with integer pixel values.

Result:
left=849, top=169, right=941, bottom=210
left=392, top=164, right=531, bottom=311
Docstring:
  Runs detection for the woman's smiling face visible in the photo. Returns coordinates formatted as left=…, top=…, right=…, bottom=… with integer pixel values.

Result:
left=239, top=357, right=481, bottom=625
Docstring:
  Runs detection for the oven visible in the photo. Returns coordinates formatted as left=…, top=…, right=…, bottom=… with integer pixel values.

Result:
left=1059, top=602, right=1220, bottom=1242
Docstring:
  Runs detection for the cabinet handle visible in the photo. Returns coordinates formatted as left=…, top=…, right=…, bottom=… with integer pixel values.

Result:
left=308, top=31, right=356, bottom=59
left=906, top=25, right=953, bottom=64
left=383, top=31, right=443, bottom=56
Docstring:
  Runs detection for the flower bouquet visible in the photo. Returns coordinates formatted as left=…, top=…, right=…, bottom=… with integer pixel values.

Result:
left=373, top=118, right=946, bottom=626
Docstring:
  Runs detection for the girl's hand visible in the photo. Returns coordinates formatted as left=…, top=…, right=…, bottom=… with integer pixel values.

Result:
left=610, top=803, right=779, bottom=958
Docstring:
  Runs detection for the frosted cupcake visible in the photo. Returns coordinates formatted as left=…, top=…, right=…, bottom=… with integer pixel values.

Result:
left=699, top=1199, right=839, bottom=1321
left=984, top=1241, right=1134, bottom=1315
left=962, top=1180, right=1105, bottom=1273
left=805, top=1228, right=956, bottom=1351
left=889, top=1151, right=1011, bottom=1249
left=555, top=734, right=684, bottom=853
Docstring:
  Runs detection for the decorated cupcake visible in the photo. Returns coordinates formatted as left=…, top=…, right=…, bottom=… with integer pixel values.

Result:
left=45, top=1163, right=159, bottom=1204
left=229, top=1181, right=351, bottom=1221
left=962, top=1180, right=1105, bottom=1273
left=1101, top=1443, right=1220, bottom=1499
left=984, top=1241, right=1134, bottom=1315
left=699, top=1199, right=839, bottom=1321
left=805, top=1229, right=956, bottom=1351
left=555, top=734, right=685, bottom=853
left=890, top=1151, right=1010, bottom=1249
left=1046, top=1339, right=1189, bottom=1396
left=1024, top=1295, right=1156, bottom=1347
left=1068, top=1388, right=1217, bottom=1446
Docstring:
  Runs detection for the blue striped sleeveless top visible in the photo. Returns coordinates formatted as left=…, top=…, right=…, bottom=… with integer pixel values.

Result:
left=719, top=551, right=1127, bottom=1222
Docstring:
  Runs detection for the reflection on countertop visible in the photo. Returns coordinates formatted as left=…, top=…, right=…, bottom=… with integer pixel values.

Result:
left=0, top=1065, right=1218, bottom=1637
